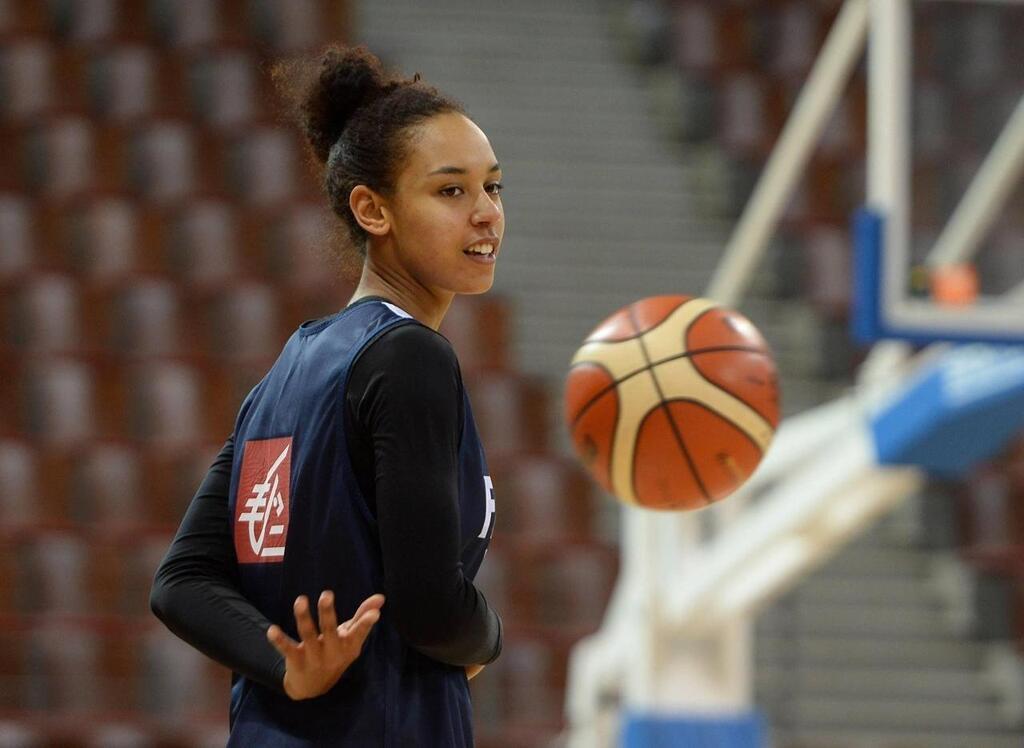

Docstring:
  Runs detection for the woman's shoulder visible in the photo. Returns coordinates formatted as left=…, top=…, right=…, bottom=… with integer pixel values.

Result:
left=362, top=319, right=461, bottom=375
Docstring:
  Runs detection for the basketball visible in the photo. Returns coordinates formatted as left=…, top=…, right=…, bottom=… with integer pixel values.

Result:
left=564, top=295, right=781, bottom=510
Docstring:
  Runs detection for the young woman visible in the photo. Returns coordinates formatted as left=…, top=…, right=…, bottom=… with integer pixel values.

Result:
left=150, top=45, right=504, bottom=746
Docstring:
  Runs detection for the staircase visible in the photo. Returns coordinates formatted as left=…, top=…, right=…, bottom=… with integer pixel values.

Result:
left=758, top=500, right=1024, bottom=748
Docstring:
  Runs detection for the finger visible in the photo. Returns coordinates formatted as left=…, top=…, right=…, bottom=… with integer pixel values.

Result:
left=293, top=596, right=320, bottom=645
left=266, top=624, right=300, bottom=659
left=339, top=607, right=381, bottom=649
left=351, top=593, right=385, bottom=620
left=317, top=590, right=339, bottom=638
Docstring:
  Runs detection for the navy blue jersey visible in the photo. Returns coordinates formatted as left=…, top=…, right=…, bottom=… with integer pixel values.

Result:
left=225, top=299, right=496, bottom=747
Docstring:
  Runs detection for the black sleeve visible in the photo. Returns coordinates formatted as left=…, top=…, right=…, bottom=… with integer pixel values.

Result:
left=149, top=436, right=287, bottom=694
left=349, top=323, right=502, bottom=666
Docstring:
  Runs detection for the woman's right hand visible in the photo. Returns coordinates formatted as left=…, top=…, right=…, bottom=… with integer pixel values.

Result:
left=267, top=591, right=385, bottom=701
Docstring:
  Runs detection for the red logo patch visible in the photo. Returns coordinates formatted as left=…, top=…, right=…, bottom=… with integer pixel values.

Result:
left=234, top=437, right=292, bottom=564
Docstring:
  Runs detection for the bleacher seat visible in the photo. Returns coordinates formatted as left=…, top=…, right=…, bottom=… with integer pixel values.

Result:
left=190, top=49, right=258, bottom=129
left=0, top=440, right=36, bottom=528
left=719, top=73, right=768, bottom=154
left=5, top=273, right=82, bottom=352
left=127, top=359, right=202, bottom=446
left=27, top=116, right=94, bottom=198
left=132, top=120, right=196, bottom=203
left=671, top=2, right=717, bottom=72
left=96, top=278, right=183, bottom=356
left=0, top=441, right=74, bottom=529
left=22, top=356, right=95, bottom=445
left=70, top=444, right=142, bottom=532
left=20, top=533, right=91, bottom=614
left=771, top=2, right=820, bottom=77
left=0, top=194, right=32, bottom=279
left=90, top=46, right=156, bottom=123
left=167, top=199, right=239, bottom=289
left=530, top=543, right=618, bottom=630
left=464, top=371, right=549, bottom=458
left=803, top=224, right=851, bottom=318
left=274, top=202, right=339, bottom=293
left=28, top=621, right=140, bottom=712
left=492, top=455, right=596, bottom=543
left=139, top=627, right=229, bottom=718
left=495, top=636, right=564, bottom=727
left=71, top=198, right=139, bottom=284
left=198, top=280, right=283, bottom=359
left=141, top=443, right=224, bottom=527
left=0, top=39, right=53, bottom=121
left=232, top=126, right=296, bottom=206
left=440, top=295, right=510, bottom=372
left=153, top=0, right=220, bottom=49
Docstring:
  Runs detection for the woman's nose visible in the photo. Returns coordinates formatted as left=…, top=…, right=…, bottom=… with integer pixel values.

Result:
left=472, top=191, right=502, bottom=225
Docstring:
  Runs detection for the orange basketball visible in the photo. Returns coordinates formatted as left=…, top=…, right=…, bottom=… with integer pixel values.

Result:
left=564, top=295, right=780, bottom=511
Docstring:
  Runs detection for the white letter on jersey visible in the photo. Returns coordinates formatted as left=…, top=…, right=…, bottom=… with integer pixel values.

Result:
left=478, top=475, right=495, bottom=539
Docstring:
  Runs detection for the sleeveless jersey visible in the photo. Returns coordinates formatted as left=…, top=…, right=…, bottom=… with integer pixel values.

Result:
left=225, top=299, right=496, bottom=747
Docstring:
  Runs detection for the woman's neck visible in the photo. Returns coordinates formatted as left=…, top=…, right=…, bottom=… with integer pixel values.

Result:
left=348, top=260, right=452, bottom=331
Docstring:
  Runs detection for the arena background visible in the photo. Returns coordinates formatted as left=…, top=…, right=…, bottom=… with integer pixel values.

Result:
left=0, top=0, right=1023, bottom=746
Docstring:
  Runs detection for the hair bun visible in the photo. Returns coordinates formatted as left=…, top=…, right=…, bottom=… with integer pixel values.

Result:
left=302, top=45, right=388, bottom=164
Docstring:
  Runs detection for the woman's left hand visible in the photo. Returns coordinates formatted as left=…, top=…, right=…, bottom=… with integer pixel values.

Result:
left=267, top=591, right=385, bottom=701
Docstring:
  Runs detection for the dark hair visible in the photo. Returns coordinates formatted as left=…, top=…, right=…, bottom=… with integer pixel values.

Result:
left=273, top=45, right=465, bottom=268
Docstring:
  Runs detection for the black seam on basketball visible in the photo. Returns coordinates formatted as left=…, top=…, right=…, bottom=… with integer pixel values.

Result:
left=661, top=397, right=765, bottom=458
left=687, top=349, right=778, bottom=430
left=583, top=297, right=691, bottom=344
left=568, top=346, right=770, bottom=429
left=626, top=303, right=710, bottom=504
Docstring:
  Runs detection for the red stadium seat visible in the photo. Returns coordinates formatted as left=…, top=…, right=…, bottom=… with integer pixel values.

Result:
left=132, top=120, right=196, bottom=203
left=20, top=533, right=91, bottom=614
left=491, top=455, right=597, bottom=543
left=126, top=359, right=202, bottom=446
left=440, top=295, right=511, bottom=372
left=803, top=224, right=852, bottom=318
left=86, top=277, right=184, bottom=357
left=141, top=442, right=225, bottom=527
left=69, top=444, right=146, bottom=530
left=22, top=357, right=96, bottom=446
left=464, top=371, right=549, bottom=459
left=167, top=199, right=239, bottom=289
left=770, top=2, right=822, bottom=77
left=0, top=441, right=71, bottom=530
left=0, top=194, right=33, bottom=279
left=139, top=626, right=230, bottom=719
left=0, top=39, right=54, bottom=122
left=0, top=622, right=32, bottom=710
left=670, top=2, right=717, bottom=72
left=232, top=126, right=296, bottom=207
left=190, top=49, right=259, bottom=130
left=27, top=116, right=94, bottom=199
left=3, top=273, right=82, bottom=353
left=529, top=543, right=618, bottom=631
left=275, top=202, right=339, bottom=295
left=719, top=73, right=769, bottom=155
left=28, top=621, right=141, bottom=711
left=195, top=281, right=284, bottom=360
left=67, top=198, right=140, bottom=286
left=0, top=440, right=38, bottom=529
left=90, top=45, right=157, bottom=123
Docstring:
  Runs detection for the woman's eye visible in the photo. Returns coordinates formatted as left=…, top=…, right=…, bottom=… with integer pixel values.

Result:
left=486, top=182, right=504, bottom=195
left=440, top=186, right=463, bottom=197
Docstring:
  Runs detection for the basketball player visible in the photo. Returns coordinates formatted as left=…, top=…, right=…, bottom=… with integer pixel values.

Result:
left=150, top=45, right=503, bottom=746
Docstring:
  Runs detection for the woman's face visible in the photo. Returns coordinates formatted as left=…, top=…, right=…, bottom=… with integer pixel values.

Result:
left=384, top=112, right=505, bottom=296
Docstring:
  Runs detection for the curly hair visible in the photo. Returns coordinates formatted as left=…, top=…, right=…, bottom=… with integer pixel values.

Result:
left=273, top=45, right=465, bottom=272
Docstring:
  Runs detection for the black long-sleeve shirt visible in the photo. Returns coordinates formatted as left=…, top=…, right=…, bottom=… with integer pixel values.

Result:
left=150, top=305, right=502, bottom=694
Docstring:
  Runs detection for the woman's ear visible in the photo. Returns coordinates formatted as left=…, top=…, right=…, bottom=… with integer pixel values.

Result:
left=350, top=185, right=390, bottom=237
